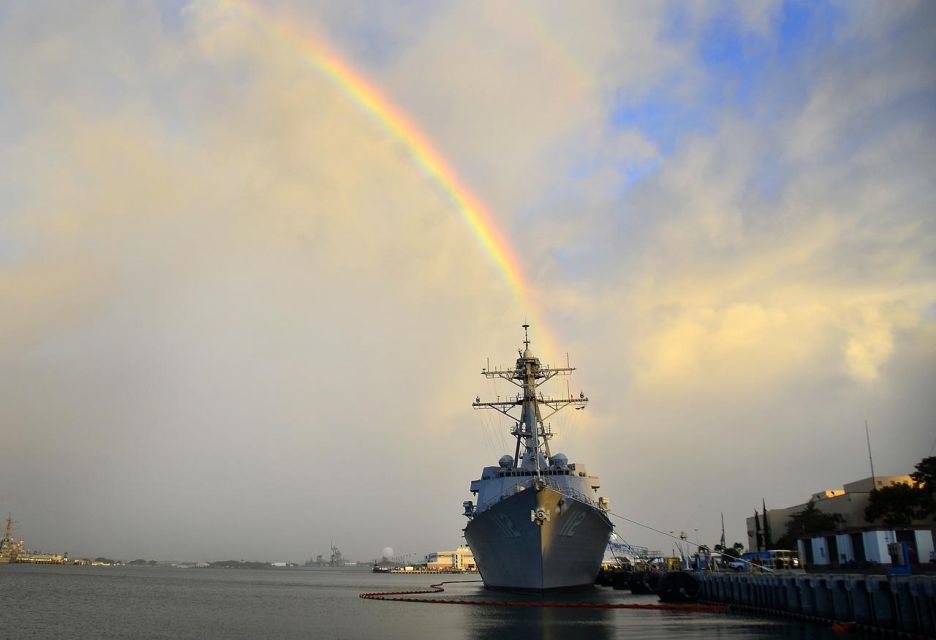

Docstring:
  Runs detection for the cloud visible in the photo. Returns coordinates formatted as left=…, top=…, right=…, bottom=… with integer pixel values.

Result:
left=0, top=0, right=530, bottom=558
left=0, top=0, right=933, bottom=559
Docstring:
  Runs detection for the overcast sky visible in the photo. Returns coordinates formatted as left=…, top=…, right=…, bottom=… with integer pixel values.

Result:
left=1, top=0, right=934, bottom=562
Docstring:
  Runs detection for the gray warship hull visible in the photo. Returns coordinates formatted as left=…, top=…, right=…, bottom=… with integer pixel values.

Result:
left=464, top=485, right=612, bottom=591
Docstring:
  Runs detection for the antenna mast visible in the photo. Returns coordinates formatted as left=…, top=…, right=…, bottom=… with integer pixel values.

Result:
left=472, top=325, right=587, bottom=474
left=865, top=420, right=876, bottom=488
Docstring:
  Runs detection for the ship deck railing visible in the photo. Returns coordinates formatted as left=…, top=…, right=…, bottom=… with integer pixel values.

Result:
left=475, top=483, right=597, bottom=513
left=495, top=468, right=576, bottom=478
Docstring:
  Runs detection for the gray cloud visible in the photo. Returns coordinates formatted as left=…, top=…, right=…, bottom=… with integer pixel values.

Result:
left=1, top=0, right=933, bottom=558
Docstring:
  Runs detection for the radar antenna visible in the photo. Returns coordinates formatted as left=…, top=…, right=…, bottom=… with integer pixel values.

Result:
left=473, top=325, right=587, bottom=475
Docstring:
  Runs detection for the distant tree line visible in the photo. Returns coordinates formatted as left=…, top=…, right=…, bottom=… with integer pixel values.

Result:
left=209, top=560, right=271, bottom=569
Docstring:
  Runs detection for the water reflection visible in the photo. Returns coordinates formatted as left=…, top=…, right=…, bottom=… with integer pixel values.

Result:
left=471, top=606, right=612, bottom=640
left=459, top=584, right=871, bottom=640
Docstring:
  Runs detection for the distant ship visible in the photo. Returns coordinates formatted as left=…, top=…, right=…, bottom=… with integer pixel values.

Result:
left=304, top=543, right=345, bottom=567
left=462, top=326, right=613, bottom=591
left=0, top=515, right=66, bottom=565
left=0, top=515, right=26, bottom=564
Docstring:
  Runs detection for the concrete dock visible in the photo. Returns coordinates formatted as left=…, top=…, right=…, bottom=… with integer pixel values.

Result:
left=698, top=572, right=936, bottom=637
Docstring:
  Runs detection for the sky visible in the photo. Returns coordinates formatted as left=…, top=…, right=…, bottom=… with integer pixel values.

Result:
left=1, top=0, right=934, bottom=562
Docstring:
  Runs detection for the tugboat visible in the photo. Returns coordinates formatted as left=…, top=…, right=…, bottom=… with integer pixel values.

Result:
left=462, top=325, right=613, bottom=591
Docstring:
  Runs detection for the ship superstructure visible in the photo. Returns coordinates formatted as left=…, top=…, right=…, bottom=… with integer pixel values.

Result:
left=462, top=325, right=612, bottom=591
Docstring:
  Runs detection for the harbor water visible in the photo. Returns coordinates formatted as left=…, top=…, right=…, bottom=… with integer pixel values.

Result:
left=1, top=564, right=876, bottom=639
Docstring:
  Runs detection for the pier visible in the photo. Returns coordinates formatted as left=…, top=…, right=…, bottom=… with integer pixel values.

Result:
left=698, top=572, right=936, bottom=637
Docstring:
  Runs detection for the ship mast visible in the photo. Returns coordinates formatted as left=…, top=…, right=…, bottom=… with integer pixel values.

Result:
left=473, top=324, right=587, bottom=475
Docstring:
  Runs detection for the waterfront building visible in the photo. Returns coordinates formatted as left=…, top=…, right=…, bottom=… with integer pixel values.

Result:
left=424, top=546, right=476, bottom=571
left=747, top=475, right=935, bottom=572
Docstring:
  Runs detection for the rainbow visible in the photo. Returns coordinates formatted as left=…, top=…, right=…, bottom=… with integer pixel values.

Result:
left=215, top=1, right=557, bottom=358
left=211, top=1, right=559, bottom=356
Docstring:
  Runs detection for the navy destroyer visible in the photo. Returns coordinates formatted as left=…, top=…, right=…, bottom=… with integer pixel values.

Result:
left=462, top=325, right=613, bottom=591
